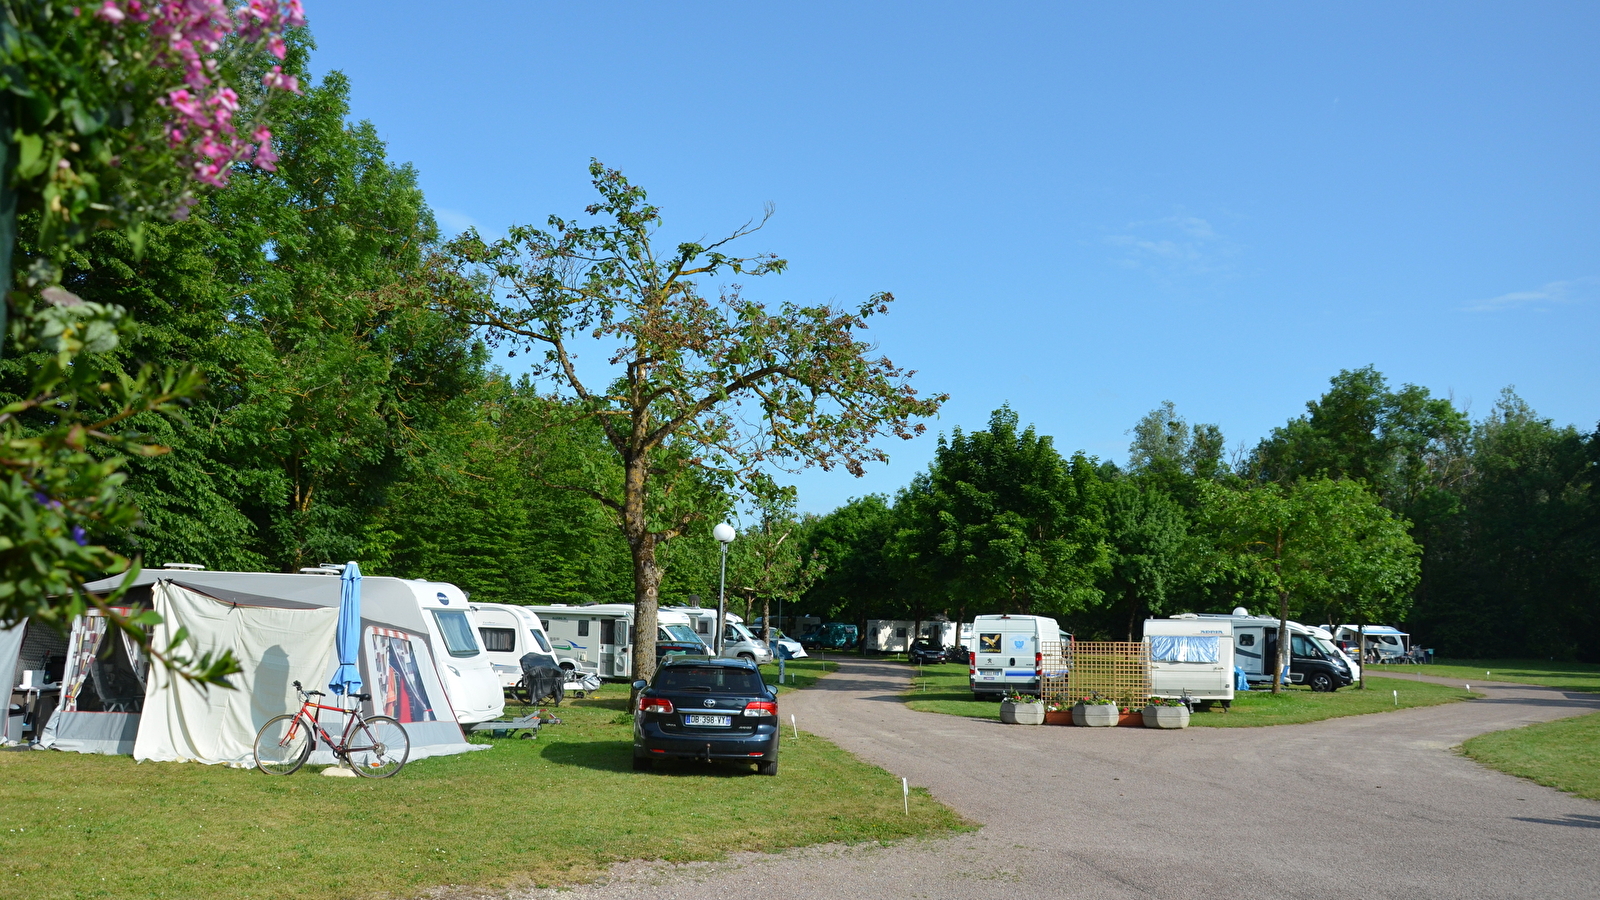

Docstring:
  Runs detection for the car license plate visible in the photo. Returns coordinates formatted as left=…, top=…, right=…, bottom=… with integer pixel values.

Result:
left=684, top=714, right=731, bottom=727
left=979, top=669, right=999, bottom=680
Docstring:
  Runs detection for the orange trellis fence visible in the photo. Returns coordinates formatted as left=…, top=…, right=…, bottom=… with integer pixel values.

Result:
left=1040, top=640, right=1151, bottom=709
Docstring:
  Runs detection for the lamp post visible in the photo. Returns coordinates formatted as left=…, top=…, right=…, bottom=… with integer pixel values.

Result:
left=713, top=522, right=736, bottom=655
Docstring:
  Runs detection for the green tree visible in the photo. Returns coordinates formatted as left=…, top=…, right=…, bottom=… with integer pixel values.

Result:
left=896, top=406, right=1108, bottom=623
left=445, top=163, right=943, bottom=679
left=798, top=494, right=901, bottom=639
left=1100, top=478, right=1189, bottom=639
left=1201, top=477, right=1420, bottom=692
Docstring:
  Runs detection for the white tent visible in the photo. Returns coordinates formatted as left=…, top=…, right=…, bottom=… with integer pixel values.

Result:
left=44, top=573, right=483, bottom=766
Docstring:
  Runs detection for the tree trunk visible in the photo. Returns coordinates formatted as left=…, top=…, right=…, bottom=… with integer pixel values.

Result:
left=1358, top=621, right=1367, bottom=690
left=624, top=457, right=661, bottom=683
left=761, top=595, right=771, bottom=645
left=1273, top=587, right=1290, bottom=694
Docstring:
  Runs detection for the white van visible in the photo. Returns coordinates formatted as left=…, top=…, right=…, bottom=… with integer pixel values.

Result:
left=470, top=602, right=582, bottom=690
left=412, top=583, right=505, bottom=724
left=1333, top=624, right=1410, bottom=663
left=969, top=614, right=1064, bottom=700
left=863, top=619, right=958, bottom=653
left=665, top=607, right=773, bottom=665
left=1143, top=617, right=1235, bottom=706
left=525, top=604, right=707, bottom=679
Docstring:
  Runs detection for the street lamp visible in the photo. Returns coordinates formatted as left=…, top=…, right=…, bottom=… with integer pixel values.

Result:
left=713, top=522, right=736, bottom=655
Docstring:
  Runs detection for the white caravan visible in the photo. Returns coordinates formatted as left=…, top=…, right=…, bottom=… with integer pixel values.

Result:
left=863, top=619, right=958, bottom=653
left=969, top=614, right=1064, bottom=700
left=390, top=578, right=505, bottom=724
left=1333, top=625, right=1411, bottom=662
left=524, top=604, right=706, bottom=679
left=665, top=607, right=773, bottom=665
left=1143, top=617, right=1235, bottom=706
left=470, top=602, right=581, bottom=689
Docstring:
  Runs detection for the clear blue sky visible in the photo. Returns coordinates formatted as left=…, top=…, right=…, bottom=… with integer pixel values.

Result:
left=306, top=3, right=1599, bottom=515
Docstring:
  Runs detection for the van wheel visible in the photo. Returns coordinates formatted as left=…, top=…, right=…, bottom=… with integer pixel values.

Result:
left=738, top=653, right=756, bottom=665
left=1309, top=672, right=1335, bottom=692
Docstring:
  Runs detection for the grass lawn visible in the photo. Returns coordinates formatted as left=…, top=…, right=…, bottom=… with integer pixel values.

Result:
left=901, top=663, right=1473, bottom=726
left=0, top=673, right=965, bottom=900
left=1378, top=659, right=1600, bottom=694
left=1461, top=711, right=1600, bottom=800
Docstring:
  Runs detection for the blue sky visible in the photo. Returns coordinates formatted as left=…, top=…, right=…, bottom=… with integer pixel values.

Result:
left=307, top=3, right=1599, bottom=515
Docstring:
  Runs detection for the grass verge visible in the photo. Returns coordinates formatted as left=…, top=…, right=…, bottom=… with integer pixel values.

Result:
left=0, top=682, right=963, bottom=900
left=902, top=663, right=1473, bottom=726
left=1460, top=711, right=1600, bottom=800
left=1378, top=659, right=1600, bottom=694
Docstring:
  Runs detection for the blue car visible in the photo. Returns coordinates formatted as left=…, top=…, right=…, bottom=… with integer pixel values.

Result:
left=631, top=657, right=780, bottom=775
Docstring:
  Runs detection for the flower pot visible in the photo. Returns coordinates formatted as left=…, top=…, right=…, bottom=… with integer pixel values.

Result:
left=1142, top=706, right=1191, bottom=729
left=1043, top=710, right=1072, bottom=726
left=1117, top=710, right=1144, bottom=727
left=1000, top=700, right=1045, bottom=725
left=1071, top=702, right=1119, bottom=727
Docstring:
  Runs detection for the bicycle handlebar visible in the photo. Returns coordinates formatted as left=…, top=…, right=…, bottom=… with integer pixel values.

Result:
left=292, top=681, right=325, bottom=698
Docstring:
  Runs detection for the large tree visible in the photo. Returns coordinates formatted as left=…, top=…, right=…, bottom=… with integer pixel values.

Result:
left=446, top=163, right=943, bottom=679
left=1200, top=477, right=1420, bottom=692
left=895, top=406, right=1108, bottom=623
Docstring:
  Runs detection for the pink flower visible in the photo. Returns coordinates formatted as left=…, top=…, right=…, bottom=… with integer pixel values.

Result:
left=262, top=65, right=299, bottom=93
left=97, top=1, right=125, bottom=23
left=268, top=35, right=286, bottom=59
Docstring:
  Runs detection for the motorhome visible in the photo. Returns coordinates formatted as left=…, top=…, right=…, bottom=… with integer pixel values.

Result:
left=969, top=614, right=1065, bottom=700
left=1189, top=610, right=1353, bottom=692
left=524, top=604, right=707, bottom=680
left=664, top=608, right=773, bottom=665
left=1143, top=617, right=1235, bottom=706
left=1311, top=625, right=1362, bottom=681
left=470, top=602, right=582, bottom=690
left=1332, top=625, right=1411, bottom=662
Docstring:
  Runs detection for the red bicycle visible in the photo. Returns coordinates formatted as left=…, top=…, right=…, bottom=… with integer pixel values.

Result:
left=253, top=680, right=410, bottom=778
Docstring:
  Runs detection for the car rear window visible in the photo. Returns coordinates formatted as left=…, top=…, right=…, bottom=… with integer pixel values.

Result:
left=654, top=666, right=764, bottom=693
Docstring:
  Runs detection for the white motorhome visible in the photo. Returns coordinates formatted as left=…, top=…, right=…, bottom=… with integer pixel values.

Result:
left=863, top=619, right=958, bottom=653
left=664, top=608, right=773, bottom=665
left=1143, top=617, right=1235, bottom=706
left=524, top=604, right=707, bottom=680
left=1190, top=611, right=1354, bottom=692
left=1333, top=625, right=1411, bottom=662
left=470, top=602, right=582, bottom=690
left=969, top=614, right=1065, bottom=700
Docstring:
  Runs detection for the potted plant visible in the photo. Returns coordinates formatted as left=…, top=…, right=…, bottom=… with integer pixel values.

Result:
left=1043, top=700, right=1072, bottom=726
left=1070, top=692, right=1119, bottom=727
left=999, top=690, right=1045, bottom=725
left=1141, top=695, right=1191, bottom=729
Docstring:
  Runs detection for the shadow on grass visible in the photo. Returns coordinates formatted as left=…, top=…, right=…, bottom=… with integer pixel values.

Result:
left=537, top=739, right=770, bottom=778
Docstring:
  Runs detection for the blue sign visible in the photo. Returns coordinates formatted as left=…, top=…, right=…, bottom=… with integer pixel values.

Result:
left=437, top=591, right=449, bottom=605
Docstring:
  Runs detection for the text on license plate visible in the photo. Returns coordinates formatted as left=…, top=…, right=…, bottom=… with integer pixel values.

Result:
left=684, top=714, right=731, bottom=727
left=980, top=669, right=1000, bottom=680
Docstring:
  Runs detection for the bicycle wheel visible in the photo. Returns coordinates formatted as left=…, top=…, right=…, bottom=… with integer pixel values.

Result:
left=347, top=715, right=409, bottom=778
left=254, top=714, right=312, bottom=775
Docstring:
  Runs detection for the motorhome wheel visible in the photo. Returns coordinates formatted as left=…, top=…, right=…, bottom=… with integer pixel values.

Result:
left=1309, top=672, right=1335, bottom=692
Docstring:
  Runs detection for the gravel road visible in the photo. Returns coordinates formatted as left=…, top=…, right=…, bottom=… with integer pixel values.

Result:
left=525, top=660, right=1600, bottom=900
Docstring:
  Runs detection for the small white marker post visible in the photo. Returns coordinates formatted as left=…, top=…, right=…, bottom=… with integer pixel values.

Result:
left=1393, top=689, right=1398, bottom=707
left=1466, top=684, right=1471, bottom=693
left=902, top=777, right=909, bottom=815
left=791, top=713, right=798, bottom=740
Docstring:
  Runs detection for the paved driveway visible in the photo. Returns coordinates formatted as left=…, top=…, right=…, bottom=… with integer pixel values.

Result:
left=533, top=660, right=1600, bottom=900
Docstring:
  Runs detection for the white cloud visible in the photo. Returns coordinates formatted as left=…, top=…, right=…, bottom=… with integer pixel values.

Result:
left=1104, top=212, right=1239, bottom=276
left=433, top=207, right=482, bottom=237
left=1464, top=276, right=1598, bottom=312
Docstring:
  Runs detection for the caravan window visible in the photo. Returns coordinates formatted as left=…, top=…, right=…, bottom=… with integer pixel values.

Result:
left=432, top=610, right=481, bottom=658
left=479, top=627, right=516, bottom=653
left=602, top=619, right=616, bottom=646
left=1239, top=633, right=1255, bottom=647
left=530, top=629, right=552, bottom=652
left=577, top=620, right=590, bottom=637
left=895, top=627, right=907, bottom=638
left=696, top=619, right=710, bottom=635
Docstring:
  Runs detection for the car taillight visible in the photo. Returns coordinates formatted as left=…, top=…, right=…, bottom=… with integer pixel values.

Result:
left=743, top=700, right=777, bottom=717
left=1035, top=651, right=1042, bottom=679
left=639, top=696, right=673, bottom=714
left=969, top=650, right=976, bottom=676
